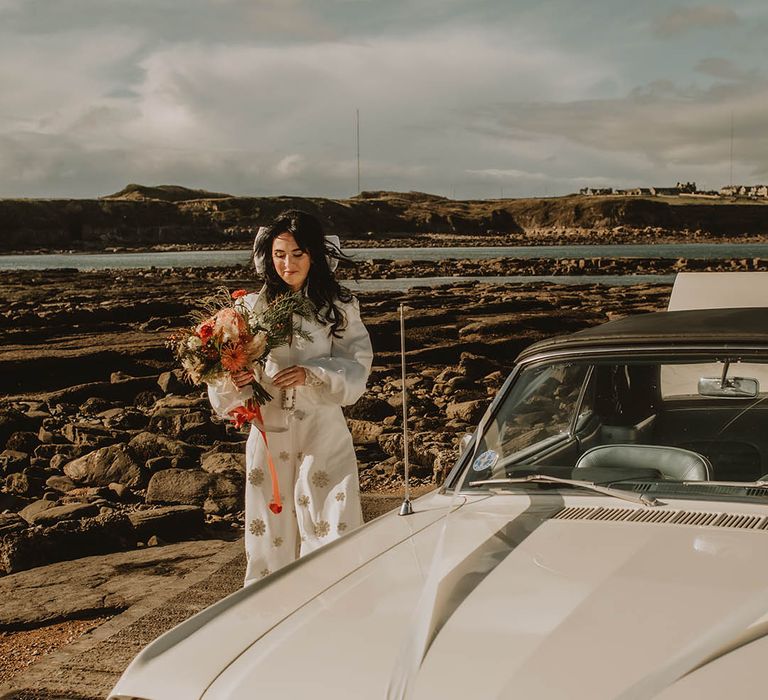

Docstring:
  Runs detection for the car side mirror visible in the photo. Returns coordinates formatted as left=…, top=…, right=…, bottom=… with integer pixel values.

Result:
left=698, top=376, right=759, bottom=398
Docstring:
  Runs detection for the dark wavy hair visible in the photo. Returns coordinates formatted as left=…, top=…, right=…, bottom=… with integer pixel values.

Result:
left=254, top=210, right=353, bottom=337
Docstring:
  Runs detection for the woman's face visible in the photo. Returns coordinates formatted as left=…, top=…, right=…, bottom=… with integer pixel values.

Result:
left=272, top=232, right=311, bottom=291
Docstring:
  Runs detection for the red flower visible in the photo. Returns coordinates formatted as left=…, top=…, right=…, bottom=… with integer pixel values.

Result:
left=231, top=289, right=248, bottom=299
left=197, top=322, right=214, bottom=343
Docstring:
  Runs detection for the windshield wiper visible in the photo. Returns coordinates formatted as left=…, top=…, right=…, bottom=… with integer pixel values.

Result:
left=468, top=474, right=660, bottom=507
left=678, top=480, right=768, bottom=489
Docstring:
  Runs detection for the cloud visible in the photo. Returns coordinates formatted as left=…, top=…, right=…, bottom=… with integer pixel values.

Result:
left=478, top=77, right=768, bottom=190
left=652, top=5, right=740, bottom=37
left=275, top=154, right=307, bottom=177
left=694, top=57, right=752, bottom=81
left=466, top=168, right=547, bottom=181
left=1, top=1, right=766, bottom=198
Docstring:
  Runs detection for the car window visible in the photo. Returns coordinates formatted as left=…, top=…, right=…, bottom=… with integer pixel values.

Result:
left=463, top=355, right=768, bottom=495
left=476, top=362, right=590, bottom=462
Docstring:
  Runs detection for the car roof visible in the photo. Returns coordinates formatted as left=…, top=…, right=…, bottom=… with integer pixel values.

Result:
left=518, top=307, right=768, bottom=361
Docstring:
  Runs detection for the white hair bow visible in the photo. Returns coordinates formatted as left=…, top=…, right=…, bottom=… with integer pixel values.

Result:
left=252, top=226, right=340, bottom=275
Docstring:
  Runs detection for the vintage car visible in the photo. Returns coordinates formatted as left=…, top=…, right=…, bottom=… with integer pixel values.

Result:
left=110, top=274, right=768, bottom=699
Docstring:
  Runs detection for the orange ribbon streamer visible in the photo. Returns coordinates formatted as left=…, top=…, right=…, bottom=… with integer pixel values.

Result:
left=228, top=400, right=283, bottom=515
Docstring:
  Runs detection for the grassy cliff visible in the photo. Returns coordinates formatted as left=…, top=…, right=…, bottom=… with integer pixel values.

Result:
left=0, top=188, right=766, bottom=251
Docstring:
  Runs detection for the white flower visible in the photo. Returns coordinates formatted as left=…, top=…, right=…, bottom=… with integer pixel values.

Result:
left=245, top=331, right=268, bottom=362
left=187, top=336, right=202, bottom=350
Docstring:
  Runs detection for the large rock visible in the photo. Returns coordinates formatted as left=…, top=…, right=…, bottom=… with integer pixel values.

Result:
left=145, top=468, right=243, bottom=514
left=63, top=443, right=144, bottom=488
left=61, top=422, right=118, bottom=447
left=127, top=431, right=200, bottom=465
left=347, top=419, right=386, bottom=445
left=145, top=469, right=211, bottom=506
left=98, top=407, right=149, bottom=431
left=0, top=513, right=28, bottom=537
left=343, top=396, right=397, bottom=421
left=19, top=499, right=57, bottom=523
left=205, top=473, right=242, bottom=514
left=27, top=502, right=99, bottom=527
left=5, top=471, right=41, bottom=496
left=4, top=431, right=40, bottom=453
left=0, top=449, right=30, bottom=474
left=458, top=351, right=499, bottom=380
left=148, top=410, right=211, bottom=440
left=445, top=399, right=487, bottom=423
left=157, top=370, right=189, bottom=395
left=200, top=451, right=245, bottom=477
left=128, top=505, right=205, bottom=542
left=0, top=512, right=136, bottom=575
left=0, top=408, right=32, bottom=449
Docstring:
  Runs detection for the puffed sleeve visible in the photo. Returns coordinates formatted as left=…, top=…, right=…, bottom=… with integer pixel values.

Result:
left=207, top=376, right=254, bottom=419
left=301, top=298, right=373, bottom=406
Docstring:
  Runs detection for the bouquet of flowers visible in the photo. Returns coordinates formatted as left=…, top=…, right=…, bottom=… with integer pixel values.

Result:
left=168, top=287, right=315, bottom=420
left=168, top=288, right=315, bottom=515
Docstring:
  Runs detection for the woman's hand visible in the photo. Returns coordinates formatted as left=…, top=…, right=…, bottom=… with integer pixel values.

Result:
left=231, top=369, right=255, bottom=389
left=272, top=365, right=307, bottom=388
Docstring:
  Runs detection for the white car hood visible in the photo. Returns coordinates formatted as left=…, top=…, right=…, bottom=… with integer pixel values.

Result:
left=113, top=492, right=768, bottom=700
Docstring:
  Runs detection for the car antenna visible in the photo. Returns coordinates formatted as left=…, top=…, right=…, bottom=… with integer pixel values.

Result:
left=398, top=302, right=414, bottom=516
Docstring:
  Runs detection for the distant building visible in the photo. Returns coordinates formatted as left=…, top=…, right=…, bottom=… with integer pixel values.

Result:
left=615, top=187, right=653, bottom=196
left=578, top=187, right=614, bottom=195
left=578, top=180, right=766, bottom=199
left=720, top=184, right=768, bottom=198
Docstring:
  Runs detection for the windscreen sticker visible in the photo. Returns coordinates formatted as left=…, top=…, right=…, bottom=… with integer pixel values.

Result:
left=472, top=450, right=498, bottom=472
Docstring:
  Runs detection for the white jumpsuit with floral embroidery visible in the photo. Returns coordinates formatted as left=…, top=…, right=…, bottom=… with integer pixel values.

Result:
left=207, top=291, right=373, bottom=584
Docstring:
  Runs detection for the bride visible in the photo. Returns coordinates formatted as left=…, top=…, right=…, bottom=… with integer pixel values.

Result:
left=206, top=210, right=372, bottom=584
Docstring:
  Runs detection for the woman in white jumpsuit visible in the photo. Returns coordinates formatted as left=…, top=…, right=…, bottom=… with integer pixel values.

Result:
left=207, top=211, right=372, bottom=584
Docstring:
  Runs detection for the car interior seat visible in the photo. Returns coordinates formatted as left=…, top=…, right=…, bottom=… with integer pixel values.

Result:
left=573, top=444, right=712, bottom=481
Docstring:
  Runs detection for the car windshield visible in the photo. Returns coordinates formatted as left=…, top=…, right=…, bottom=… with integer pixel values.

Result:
left=461, top=353, right=768, bottom=504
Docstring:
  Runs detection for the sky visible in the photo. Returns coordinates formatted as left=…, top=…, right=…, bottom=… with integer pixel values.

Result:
left=0, top=0, right=766, bottom=199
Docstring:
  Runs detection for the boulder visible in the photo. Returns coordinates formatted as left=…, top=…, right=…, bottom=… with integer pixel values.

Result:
left=134, top=389, right=162, bottom=409
left=78, top=397, right=114, bottom=415
left=4, top=431, right=40, bottom=454
left=0, top=513, right=28, bottom=537
left=145, top=468, right=243, bottom=515
left=5, top=471, right=41, bottom=496
left=145, top=469, right=211, bottom=506
left=347, top=419, right=385, bottom=445
left=45, top=474, right=77, bottom=493
left=445, top=399, right=486, bottom=423
left=98, top=408, right=149, bottom=431
left=148, top=410, right=210, bottom=439
left=157, top=370, right=188, bottom=395
left=27, top=502, right=100, bottom=526
left=127, top=431, right=200, bottom=464
left=20, top=499, right=58, bottom=523
left=0, top=408, right=31, bottom=449
left=63, top=443, right=144, bottom=488
left=205, top=473, right=243, bottom=515
left=34, top=443, right=82, bottom=461
left=128, top=505, right=205, bottom=541
left=61, top=422, right=118, bottom=447
left=200, top=452, right=245, bottom=477
left=0, top=512, right=136, bottom=575
left=0, top=449, right=30, bottom=474
left=343, top=396, right=397, bottom=421
left=458, top=352, right=496, bottom=380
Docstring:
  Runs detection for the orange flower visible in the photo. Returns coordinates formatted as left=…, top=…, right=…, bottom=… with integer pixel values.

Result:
left=221, top=342, right=249, bottom=372
left=231, top=289, right=248, bottom=299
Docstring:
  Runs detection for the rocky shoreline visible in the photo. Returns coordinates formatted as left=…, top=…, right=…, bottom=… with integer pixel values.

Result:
left=0, top=259, right=681, bottom=577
